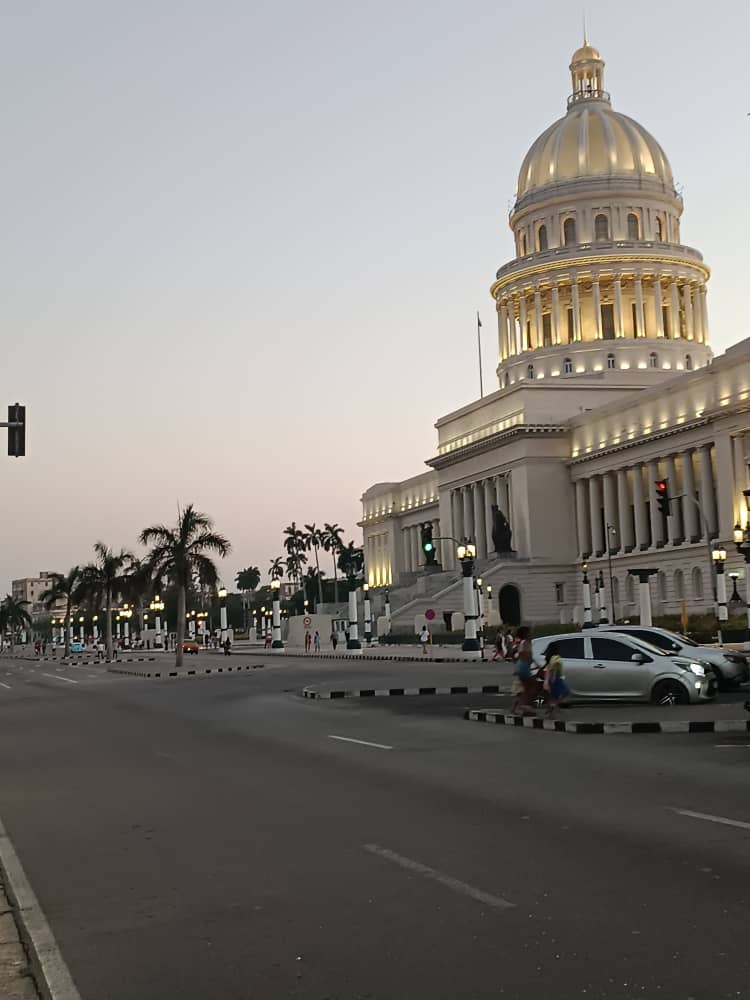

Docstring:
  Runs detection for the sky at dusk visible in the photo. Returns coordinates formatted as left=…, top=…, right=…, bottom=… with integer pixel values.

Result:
left=2, top=0, right=749, bottom=589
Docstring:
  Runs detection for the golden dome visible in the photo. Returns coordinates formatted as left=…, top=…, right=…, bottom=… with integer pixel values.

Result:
left=571, top=42, right=601, bottom=63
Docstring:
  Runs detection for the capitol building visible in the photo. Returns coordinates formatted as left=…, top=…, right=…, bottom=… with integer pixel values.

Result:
left=360, top=40, right=750, bottom=628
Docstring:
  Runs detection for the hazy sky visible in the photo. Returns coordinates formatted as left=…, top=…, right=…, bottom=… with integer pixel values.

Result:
left=2, top=0, right=749, bottom=589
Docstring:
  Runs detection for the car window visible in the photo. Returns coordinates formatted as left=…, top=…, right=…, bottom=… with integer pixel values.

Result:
left=550, top=637, right=585, bottom=658
left=592, top=637, right=641, bottom=662
left=630, top=630, right=677, bottom=652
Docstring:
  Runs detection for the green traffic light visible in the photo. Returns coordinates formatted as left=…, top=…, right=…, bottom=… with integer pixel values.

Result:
left=424, top=542, right=433, bottom=552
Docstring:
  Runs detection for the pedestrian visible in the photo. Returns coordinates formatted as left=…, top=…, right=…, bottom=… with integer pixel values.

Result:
left=511, top=626, right=537, bottom=716
left=42, top=639, right=47, bottom=656
left=34, top=640, right=41, bottom=656
left=96, top=638, right=105, bottom=661
left=419, top=624, right=430, bottom=655
left=223, top=636, right=232, bottom=656
left=304, top=630, right=312, bottom=653
left=542, top=642, right=570, bottom=718
left=330, top=630, right=338, bottom=651
left=491, top=628, right=504, bottom=661
left=313, top=630, right=321, bottom=653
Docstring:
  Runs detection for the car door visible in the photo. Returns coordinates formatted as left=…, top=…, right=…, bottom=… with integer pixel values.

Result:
left=588, top=636, right=649, bottom=698
left=548, top=637, right=588, bottom=696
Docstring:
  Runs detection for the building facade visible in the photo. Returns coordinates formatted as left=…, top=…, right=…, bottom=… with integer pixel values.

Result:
left=11, top=571, right=60, bottom=616
left=360, top=41, right=750, bottom=627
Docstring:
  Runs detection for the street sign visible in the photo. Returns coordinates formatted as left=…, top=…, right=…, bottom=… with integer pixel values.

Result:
left=425, top=608, right=436, bottom=621
left=303, top=615, right=312, bottom=626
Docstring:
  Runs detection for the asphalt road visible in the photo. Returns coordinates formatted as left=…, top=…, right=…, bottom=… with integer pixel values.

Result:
left=0, top=653, right=748, bottom=999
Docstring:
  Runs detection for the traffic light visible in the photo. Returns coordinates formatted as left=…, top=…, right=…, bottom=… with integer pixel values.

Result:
left=7, top=403, right=25, bottom=458
left=655, top=478, right=671, bottom=516
left=421, top=523, right=436, bottom=565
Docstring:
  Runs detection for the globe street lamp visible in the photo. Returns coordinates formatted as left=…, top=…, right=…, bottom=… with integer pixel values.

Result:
left=259, top=606, right=266, bottom=644
left=384, top=588, right=391, bottom=636
left=476, top=577, right=485, bottom=659
left=270, top=579, right=283, bottom=649
left=363, top=583, right=372, bottom=645
left=712, top=546, right=728, bottom=634
left=121, top=604, right=132, bottom=648
left=218, top=587, right=228, bottom=645
left=456, top=539, right=480, bottom=652
left=149, top=595, right=165, bottom=648
left=78, top=615, right=85, bottom=644
left=596, top=570, right=608, bottom=624
left=92, top=614, right=99, bottom=642
left=581, top=562, right=593, bottom=627
left=197, top=610, right=208, bottom=645
left=115, top=613, right=121, bottom=643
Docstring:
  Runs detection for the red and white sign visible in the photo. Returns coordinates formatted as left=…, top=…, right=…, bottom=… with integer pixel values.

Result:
left=425, top=608, right=436, bottom=621
left=303, top=615, right=312, bottom=627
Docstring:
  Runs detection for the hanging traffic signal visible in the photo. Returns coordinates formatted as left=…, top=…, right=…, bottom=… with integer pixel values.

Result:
left=421, top=523, right=436, bottom=565
left=7, top=403, right=26, bottom=458
left=655, top=478, right=671, bottom=516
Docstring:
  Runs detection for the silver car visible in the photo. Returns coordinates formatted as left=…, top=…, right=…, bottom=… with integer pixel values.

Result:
left=593, top=625, right=749, bottom=689
left=532, top=631, right=717, bottom=705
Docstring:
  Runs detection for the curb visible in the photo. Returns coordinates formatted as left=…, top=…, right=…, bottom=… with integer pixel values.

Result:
left=107, top=663, right=265, bottom=679
left=9, top=655, right=159, bottom=664
left=464, top=708, right=750, bottom=735
left=242, top=649, right=482, bottom=664
left=303, top=684, right=508, bottom=700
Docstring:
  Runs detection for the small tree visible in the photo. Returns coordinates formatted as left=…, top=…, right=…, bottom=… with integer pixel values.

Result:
left=269, top=556, right=285, bottom=581
left=140, top=504, right=230, bottom=668
left=322, top=523, right=345, bottom=604
left=40, top=566, right=83, bottom=658
left=303, top=523, right=325, bottom=606
left=79, top=543, right=132, bottom=661
left=1, top=595, right=32, bottom=652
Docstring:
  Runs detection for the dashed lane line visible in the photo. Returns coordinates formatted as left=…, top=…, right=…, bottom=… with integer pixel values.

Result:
left=363, top=843, right=514, bottom=911
left=328, top=735, right=393, bottom=751
left=41, top=673, right=78, bottom=685
left=0, top=682, right=11, bottom=690
left=671, top=807, right=750, bottom=831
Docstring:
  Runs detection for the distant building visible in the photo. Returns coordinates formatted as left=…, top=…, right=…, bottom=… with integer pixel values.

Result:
left=11, top=572, right=63, bottom=615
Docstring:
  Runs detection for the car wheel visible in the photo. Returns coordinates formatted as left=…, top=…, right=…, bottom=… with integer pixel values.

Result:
left=652, top=680, right=689, bottom=706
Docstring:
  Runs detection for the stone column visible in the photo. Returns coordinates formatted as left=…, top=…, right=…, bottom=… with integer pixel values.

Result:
left=647, top=459, right=666, bottom=547
left=733, top=435, right=748, bottom=528
left=681, top=449, right=700, bottom=541
left=506, top=297, right=517, bottom=355
left=617, top=469, right=634, bottom=551
left=533, top=287, right=542, bottom=349
left=589, top=476, right=604, bottom=555
left=602, top=473, right=618, bottom=552
left=692, top=290, right=703, bottom=344
left=551, top=284, right=560, bottom=344
left=451, top=489, right=463, bottom=542
left=613, top=277, right=624, bottom=338
left=664, top=454, right=683, bottom=543
left=518, top=294, right=528, bottom=351
left=700, top=286, right=709, bottom=343
left=714, top=434, right=735, bottom=539
left=571, top=279, right=582, bottom=341
left=484, top=479, right=496, bottom=556
left=698, top=444, right=717, bottom=537
left=402, top=528, right=412, bottom=572
left=410, top=526, right=420, bottom=571
left=473, top=482, right=486, bottom=559
left=654, top=278, right=664, bottom=338
left=498, top=302, right=508, bottom=361
left=683, top=284, right=694, bottom=341
left=670, top=280, right=680, bottom=338
left=632, top=463, right=649, bottom=550
left=592, top=277, right=602, bottom=339
left=575, top=479, right=590, bottom=558
left=634, top=275, right=645, bottom=337
left=463, top=485, right=475, bottom=541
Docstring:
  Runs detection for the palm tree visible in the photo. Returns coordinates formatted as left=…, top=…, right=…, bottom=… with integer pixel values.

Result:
left=140, top=504, right=230, bottom=668
left=40, top=566, right=82, bottom=658
left=123, top=556, right=161, bottom=640
left=303, top=523, right=325, bottom=605
left=79, top=543, right=133, bottom=661
left=283, top=523, right=308, bottom=599
left=338, top=540, right=364, bottom=584
left=1, top=595, right=32, bottom=653
left=269, top=556, right=285, bottom=581
left=235, top=566, right=260, bottom=593
left=322, top=523, right=345, bottom=604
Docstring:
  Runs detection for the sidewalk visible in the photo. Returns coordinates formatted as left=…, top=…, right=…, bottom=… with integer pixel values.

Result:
left=0, top=878, right=38, bottom=999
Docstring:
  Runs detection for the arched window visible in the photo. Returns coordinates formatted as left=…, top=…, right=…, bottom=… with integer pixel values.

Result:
left=649, top=351, right=658, bottom=369
left=657, top=570, right=667, bottom=602
left=685, top=354, right=693, bottom=371
left=692, top=566, right=704, bottom=601
left=563, top=218, right=576, bottom=246
left=594, top=213, right=610, bottom=240
left=527, top=364, right=535, bottom=380
left=537, top=225, right=548, bottom=252
left=625, top=574, right=635, bottom=605
left=655, top=217, right=664, bottom=242
left=674, top=569, right=684, bottom=600
left=563, top=357, right=573, bottom=375
left=518, top=232, right=527, bottom=256
left=606, top=352, right=616, bottom=370
left=627, top=213, right=640, bottom=239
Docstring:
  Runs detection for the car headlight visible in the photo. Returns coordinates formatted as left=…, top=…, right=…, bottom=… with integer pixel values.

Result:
left=688, top=662, right=706, bottom=677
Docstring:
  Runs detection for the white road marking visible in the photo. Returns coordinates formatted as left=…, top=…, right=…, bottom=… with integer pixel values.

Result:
left=0, top=682, right=11, bottom=690
left=363, top=843, right=514, bottom=910
left=41, top=673, right=78, bottom=685
left=0, top=815, right=82, bottom=999
left=714, top=744, right=750, bottom=748
left=672, top=808, right=750, bottom=831
left=328, top=735, right=393, bottom=750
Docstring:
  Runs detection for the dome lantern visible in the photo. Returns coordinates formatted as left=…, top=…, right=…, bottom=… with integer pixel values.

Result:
left=569, top=41, right=608, bottom=106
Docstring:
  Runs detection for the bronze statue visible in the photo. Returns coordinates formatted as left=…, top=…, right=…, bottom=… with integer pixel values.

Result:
left=491, top=504, right=513, bottom=553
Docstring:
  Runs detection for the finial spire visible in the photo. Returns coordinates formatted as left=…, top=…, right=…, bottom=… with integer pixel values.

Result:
left=583, top=12, right=587, bottom=44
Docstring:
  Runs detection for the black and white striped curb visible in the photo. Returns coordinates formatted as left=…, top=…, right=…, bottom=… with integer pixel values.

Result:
left=303, top=684, right=508, bottom=700
left=107, top=663, right=265, bottom=679
left=243, top=649, right=482, bottom=664
left=10, top=654, right=160, bottom=664
left=465, top=708, right=750, bottom=735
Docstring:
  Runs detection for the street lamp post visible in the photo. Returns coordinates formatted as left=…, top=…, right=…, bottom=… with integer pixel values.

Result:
left=456, top=540, right=480, bottom=652
left=384, top=589, right=391, bottom=636
left=346, top=588, right=361, bottom=650
left=581, top=563, right=593, bottom=628
left=597, top=570, right=608, bottom=624
left=78, top=615, right=85, bottom=644
left=218, top=588, right=228, bottom=645
left=476, top=577, right=485, bottom=659
left=121, top=605, right=132, bottom=648
left=149, top=595, right=165, bottom=648
left=363, top=584, right=372, bottom=645
left=712, top=545, right=728, bottom=641
left=606, top=523, right=617, bottom=624
left=115, top=614, right=121, bottom=643
left=733, top=501, right=750, bottom=641
left=92, top=615, right=99, bottom=641
left=270, top=579, right=283, bottom=649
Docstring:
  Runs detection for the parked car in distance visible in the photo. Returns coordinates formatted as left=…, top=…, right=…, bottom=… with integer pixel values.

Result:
left=531, top=631, right=717, bottom=705
left=181, top=639, right=200, bottom=654
left=69, top=640, right=84, bottom=654
left=593, top=625, right=748, bottom=689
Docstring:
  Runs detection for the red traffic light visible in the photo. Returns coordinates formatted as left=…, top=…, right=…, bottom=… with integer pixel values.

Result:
left=655, top=480, right=667, bottom=492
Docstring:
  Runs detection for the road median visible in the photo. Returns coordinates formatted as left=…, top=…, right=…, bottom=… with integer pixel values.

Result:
left=465, top=708, right=750, bottom=735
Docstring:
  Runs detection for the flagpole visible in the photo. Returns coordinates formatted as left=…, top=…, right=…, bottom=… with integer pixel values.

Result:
left=476, top=311, right=484, bottom=398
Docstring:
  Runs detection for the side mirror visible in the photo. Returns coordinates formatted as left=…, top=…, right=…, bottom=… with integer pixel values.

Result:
left=631, top=652, right=646, bottom=663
